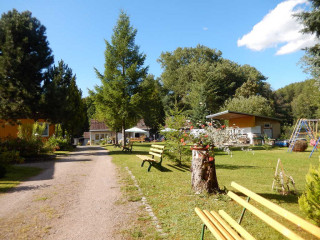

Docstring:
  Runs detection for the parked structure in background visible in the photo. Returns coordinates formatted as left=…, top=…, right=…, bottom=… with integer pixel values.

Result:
left=0, top=119, right=55, bottom=139
left=88, top=119, right=150, bottom=145
left=288, top=118, right=319, bottom=152
left=206, top=110, right=281, bottom=145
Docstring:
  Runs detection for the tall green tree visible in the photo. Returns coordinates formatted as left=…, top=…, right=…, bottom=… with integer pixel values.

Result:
left=132, top=74, right=165, bottom=134
left=94, top=11, right=148, bottom=145
left=43, top=60, right=86, bottom=138
left=0, top=9, right=53, bottom=120
left=158, top=45, right=268, bottom=115
left=297, top=0, right=320, bottom=81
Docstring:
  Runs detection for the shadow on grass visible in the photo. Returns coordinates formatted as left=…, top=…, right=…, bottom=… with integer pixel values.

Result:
left=216, top=164, right=258, bottom=170
left=167, top=164, right=190, bottom=172
left=149, top=163, right=172, bottom=172
left=232, top=191, right=299, bottom=204
left=256, top=192, right=299, bottom=204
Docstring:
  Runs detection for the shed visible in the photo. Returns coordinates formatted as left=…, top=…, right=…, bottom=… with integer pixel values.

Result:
left=206, top=110, right=281, bottom=144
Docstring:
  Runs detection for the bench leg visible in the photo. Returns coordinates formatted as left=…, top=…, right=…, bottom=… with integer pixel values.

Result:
left=141, top=160, right=146, bottom=167
left=147, top=162, right=153, bottom=172
left=201, top=224, right=206, bottom=240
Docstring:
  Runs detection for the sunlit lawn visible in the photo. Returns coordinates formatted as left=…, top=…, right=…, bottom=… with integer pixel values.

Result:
left=107, top=143, right=319, bottom=240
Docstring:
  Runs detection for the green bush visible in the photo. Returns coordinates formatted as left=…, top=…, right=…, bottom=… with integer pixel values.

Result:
left=0, top=165, right=6, bottom=178
left=0, top=150, right=24, bottom=164
left=298, top=165, right=320, bottom=226
left=46, top=136, right=73, bottom=151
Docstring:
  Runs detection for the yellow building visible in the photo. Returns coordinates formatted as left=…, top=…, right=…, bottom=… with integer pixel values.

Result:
left=206, top=110, right=281, bottom=144
left=0, top=119, right=55, bottom=139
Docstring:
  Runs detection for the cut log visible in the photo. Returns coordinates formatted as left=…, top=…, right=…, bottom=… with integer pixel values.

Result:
left=191, top=147, right=219, bottom=194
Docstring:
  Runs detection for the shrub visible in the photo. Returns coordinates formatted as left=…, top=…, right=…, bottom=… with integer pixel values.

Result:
left=46, top=136, right=73, bottom=151
left=298, top=165, right=320, bottom=226
left=0, top=150, right=24, bottom=164
left=0, top=165, right=6, bottom=178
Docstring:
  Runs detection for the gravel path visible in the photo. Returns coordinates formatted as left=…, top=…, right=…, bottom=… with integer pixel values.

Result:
left=0, top=146, right=140, bottom=240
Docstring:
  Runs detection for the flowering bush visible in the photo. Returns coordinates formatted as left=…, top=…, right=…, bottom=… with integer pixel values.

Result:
left=188, top=121, right=239, bottom=149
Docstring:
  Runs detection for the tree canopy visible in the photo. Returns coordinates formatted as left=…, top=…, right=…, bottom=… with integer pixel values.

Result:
left=221, top=95, right=275, bottom=117
left=297, top=0, right=320, bottom=80
left=0, top=9, right=53, bottom=120
left=158, top=45, right=269, bottom=116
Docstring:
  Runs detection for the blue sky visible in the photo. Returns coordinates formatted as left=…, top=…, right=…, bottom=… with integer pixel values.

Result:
left=1, top=0, right=317, bottom=97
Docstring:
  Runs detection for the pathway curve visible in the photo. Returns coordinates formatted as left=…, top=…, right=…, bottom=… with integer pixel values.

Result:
left=0, top=146, right=140, bottom=240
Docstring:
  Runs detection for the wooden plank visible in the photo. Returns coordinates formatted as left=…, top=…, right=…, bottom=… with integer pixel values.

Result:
left=210, top=210, right=243, bottom=240
left=136, top=155, right=153, bottom=161
left=228, top=191, right=304, bottom=240
left=218, top=210, right=255, bottom=240
left=203, top=210, right=237, bottom=240
left=149, top=152, right=162, bottom=158
left=151, top=144, right=165, bottom=149
left=195, top=208, right=227, bottom=240
left=231, top=181, right=320, bottom=238
left=150, top=148, right=163, bottom=153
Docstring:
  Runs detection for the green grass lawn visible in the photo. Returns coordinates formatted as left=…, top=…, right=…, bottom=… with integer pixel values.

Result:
left=0, top=165, right=43, bottom=193
left=107, top=143, right=320, bottom=240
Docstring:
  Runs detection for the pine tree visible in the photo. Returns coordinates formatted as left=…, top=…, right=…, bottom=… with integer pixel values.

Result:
left=0, top=9, right=53, bottom=120
left=298, top=165, right=320, bottom=226
left=94, top=11, right=147, bottom=145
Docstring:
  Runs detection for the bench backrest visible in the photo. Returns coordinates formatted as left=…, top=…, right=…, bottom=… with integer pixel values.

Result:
left=228, top=181, right=320, bottom=240
left=149, top=144, right=165, bottom=158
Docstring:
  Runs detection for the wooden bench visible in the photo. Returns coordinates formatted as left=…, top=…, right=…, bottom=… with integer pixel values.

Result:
left=195, top=181, right=320, bottom=240
left=136, top=145, right=165, bottom=172
left=122, top=142, right=133, bottom=152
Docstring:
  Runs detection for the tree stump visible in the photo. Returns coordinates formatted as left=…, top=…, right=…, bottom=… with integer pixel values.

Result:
left=191, top=147, right=219, bottom=194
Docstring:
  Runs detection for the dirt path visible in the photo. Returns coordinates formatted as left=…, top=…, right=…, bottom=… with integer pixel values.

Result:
left=0, top=146, right=140, bottom=240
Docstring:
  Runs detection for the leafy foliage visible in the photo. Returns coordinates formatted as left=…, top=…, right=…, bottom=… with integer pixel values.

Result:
left=0, top=9, right=53, bottom=120
left=221, top=95, right=275, bottom=117
left=158, top=46, right=269, bottom=115
left=131, top=74, right=165, bottom=133
left=297, top=0, right=320, bottom=84
left=43, top=60, right=86, bottom=137
left=161, top=108, right=189, bottom=165
left=299, top=165, right=320, bottom=226
left=93, top=11, right=147, bottom=144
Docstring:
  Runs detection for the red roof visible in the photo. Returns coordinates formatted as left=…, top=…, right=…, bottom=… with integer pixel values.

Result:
left=90, top=120, right=109, bottom=130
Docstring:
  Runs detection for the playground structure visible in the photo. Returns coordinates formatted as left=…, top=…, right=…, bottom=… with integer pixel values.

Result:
left=288, top=118, right=319, bottom=153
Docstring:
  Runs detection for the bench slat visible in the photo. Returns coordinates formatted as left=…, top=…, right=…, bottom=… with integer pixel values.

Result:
left=150, top=148, right=163, bottom=153
left=149, top=152, right=162, bottom=158
left=218, top=210, right=256, bottom=240
left=231, top=181, right=320, bottom=238
left=228, top=191, right=304, bottom=240
left=210, top=210, right=244, bottom=240
left=203, top=210, right=237, bottom=240
left=195, top=208, right=227, bottom=240
left=151, top=144, right=165, bottom=149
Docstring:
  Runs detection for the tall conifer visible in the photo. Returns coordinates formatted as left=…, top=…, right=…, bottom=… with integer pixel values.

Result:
left=94, top=11, right=147, bottom=145
left=0, top=9, right=53, bottom=120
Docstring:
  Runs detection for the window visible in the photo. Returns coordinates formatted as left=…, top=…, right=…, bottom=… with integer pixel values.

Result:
left=37, top=122, right=49, bottom=137
left=264, top=123, right=271, bottom=128
left=95, top=134, right=99, bottom=140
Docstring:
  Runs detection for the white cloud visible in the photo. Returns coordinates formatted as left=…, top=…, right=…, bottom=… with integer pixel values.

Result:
left=237, top=0, right=318, bottom=55
left=203, top=27, right=208, bottom=31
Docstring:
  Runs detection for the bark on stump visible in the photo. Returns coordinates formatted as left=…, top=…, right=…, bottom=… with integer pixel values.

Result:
left=191, top=148, right=219, bottom=194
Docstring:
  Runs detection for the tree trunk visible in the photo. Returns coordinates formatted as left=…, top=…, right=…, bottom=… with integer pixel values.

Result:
left=191, top=148, right=219, bottom=194
left=122, top=121, right=126, bottom=147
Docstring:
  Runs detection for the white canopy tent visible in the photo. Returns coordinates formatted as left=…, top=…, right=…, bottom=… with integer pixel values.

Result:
left=125, top=127, right=148, bottom=133
left=125, top=127, right=148, bottom=138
